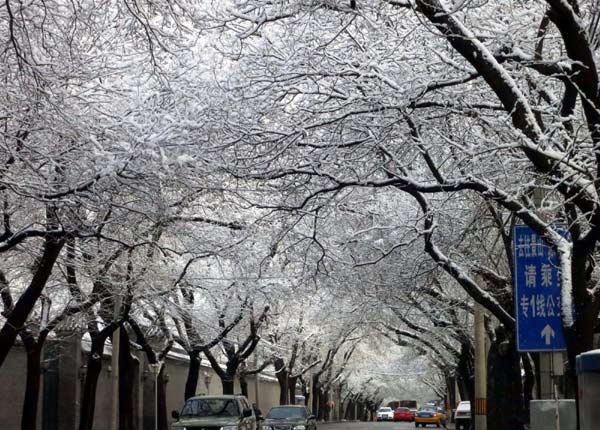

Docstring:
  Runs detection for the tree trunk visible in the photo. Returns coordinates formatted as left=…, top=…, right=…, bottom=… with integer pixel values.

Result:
left=302, top=378, right=310, bottom=407
left=321, top=390, right=329, bottom=421
left=185, top=351, right=201, bottom=400
left=522, top=353, right=535, bottom=419
left=79, top=336, right=107, bottom=430
left=486, top=331, right=526, bottom=430
left=288, top=375, right=298, bottom=405
left=311, top=375, right=319, bottom=419
left=275, top=358, right=289, bottom=405
left=456, top=341, right=475, bottom=402
left=278, top=374, right=288, bottom=404
left=240, top=372, right=249, bottom=398
left=119, top=327, right=135, bottom=430
left=221, top=375, right=235, bottom=395
left=0, top=239, right=64, bottom=368
left=21, top=341, right=42, bottom=430
left=445, top=375, right=456, bottom=413
left=158, top=367, right=168, bottom=430
left=532, top=353, right=541, bottom=399
left=79, top=323, right=119, bottom=430
left=344, top=400, right=352, bottom=420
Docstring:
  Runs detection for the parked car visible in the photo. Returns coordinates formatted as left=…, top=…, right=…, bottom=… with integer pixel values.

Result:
left=454, top=401, right=471, bottom=430
left=376, top=406, right=394, bottom=421
left=414, top=406, right=447, bottom=428
left=261, top=405, right=317, bottom=430
left=394, top=407, right=414, bottom=422
left=171, top=394, right=257, bottom=430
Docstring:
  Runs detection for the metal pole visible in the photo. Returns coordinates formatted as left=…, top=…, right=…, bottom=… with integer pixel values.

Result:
left=110, top=295, right=122, bottom=430
left=474, top=302, right=487, bottom=430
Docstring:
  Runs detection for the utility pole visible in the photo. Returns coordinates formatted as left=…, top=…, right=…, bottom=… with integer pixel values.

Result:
left=474, top=301, right=487, bottom=430
left=110, top=295, right=122, bottom=430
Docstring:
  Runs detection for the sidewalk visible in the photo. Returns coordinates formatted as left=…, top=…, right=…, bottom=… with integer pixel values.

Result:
left=319, top=420, right=455, bottom=429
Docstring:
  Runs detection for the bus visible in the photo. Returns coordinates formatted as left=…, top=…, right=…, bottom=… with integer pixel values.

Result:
left=387, top=400, right=418, bottom=410
left=399, top=400, right=418, bottom=410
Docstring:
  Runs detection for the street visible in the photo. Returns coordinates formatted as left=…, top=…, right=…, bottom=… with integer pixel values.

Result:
left=319, top=422, right=454, bottom=430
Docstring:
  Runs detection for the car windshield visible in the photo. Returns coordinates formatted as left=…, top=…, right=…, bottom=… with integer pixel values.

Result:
left=180, top=399, right=240, bottom=418
left=379, top=408, right=392, bottom=412
left=420, top=407, right=436, bottom=412
left=266, top=407, right=307, bottom=419
left=397, top=408, right=409, bottom=412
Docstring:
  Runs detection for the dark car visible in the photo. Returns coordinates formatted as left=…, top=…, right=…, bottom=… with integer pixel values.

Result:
left=261, top=405, right=317, bottom=430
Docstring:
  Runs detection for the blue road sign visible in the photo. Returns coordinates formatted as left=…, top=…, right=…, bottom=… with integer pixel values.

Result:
left=514, top=225, right=567, bottom=352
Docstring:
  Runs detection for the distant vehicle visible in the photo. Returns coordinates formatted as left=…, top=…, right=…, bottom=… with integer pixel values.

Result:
left=399, top=400, right=418, bottom=409
left=376, top=406, right=394, bottom=421
left=394, top=407, right=414, bottom=422
left=409, top=408, right=418, bottom=417
left=414, top=406, right=447, bottom=428
left=454, top=401, right=471, bottom=430
left=262, top=405, right=317, bottom=430
left=171, top=394, right=256, bottom=430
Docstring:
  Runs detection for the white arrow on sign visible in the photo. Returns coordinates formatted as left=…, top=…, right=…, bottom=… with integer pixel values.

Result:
left=541, top=324, right=556, bottom=345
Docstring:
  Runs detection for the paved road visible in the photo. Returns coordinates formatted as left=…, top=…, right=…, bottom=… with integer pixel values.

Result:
left=319, top=422, right=454, bottom=430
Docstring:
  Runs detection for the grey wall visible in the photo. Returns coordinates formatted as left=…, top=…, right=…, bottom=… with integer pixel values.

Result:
left=0, top=335, right=286, bottom=430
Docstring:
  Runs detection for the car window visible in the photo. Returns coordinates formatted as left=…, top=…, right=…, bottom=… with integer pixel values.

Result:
left=180, top=399, right=240, bottom=418
left=266, top=407, right=307, bottom=419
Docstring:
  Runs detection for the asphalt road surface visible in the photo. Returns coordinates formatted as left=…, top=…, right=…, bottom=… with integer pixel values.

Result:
left=319, top=422, right=454, bottom=430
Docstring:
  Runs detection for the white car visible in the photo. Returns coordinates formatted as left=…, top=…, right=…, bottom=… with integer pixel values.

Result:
left=376, top=407, right=394, bottom=421
left=454, top=401, right=471, bottom=430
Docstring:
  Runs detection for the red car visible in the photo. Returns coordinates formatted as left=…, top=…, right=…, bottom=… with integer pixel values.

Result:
left=394, top=407, right=414, bottom=422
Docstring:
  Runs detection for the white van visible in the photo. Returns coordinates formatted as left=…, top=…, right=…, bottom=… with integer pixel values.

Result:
left=454, top=401, right=471, bottom=430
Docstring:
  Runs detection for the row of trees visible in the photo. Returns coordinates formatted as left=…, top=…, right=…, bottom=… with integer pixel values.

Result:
left=4, top=0, right=600, bottom=430
left=0, top=2, right=382, bottom=428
